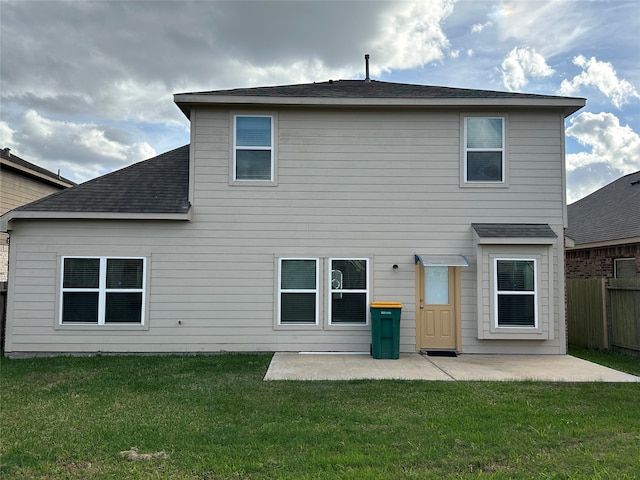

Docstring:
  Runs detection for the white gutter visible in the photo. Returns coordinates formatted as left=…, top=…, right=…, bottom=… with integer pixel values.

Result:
left=1, top=210, right=192, bottom=232
left=174, top=94, right=586, bottom=117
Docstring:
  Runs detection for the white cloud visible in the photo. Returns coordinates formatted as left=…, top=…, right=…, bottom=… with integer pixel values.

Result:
left=566, top=168, right=617, bottom=204
left=9, top=110, right=156, bottom=183
left=0, top=121, right=17, bottom=146
left=500, top=47, right=554, bottom=91
left=566, top=111, right=640, bottom=174
left=558, top=55, right=640, bottom=108
left=471, top=21, right=492, bottom=33
left=372, top=0, right=455, bottom=73
left=490, top=1, right=588, bottom=56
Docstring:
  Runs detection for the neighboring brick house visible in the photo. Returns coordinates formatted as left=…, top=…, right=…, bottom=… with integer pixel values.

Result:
left=565, top=171, right=640, bottom=280
left=0, top=148, right=75, bottom=282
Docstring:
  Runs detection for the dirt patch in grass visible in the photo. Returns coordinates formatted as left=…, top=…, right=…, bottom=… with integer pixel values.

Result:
left=119, top=447, right=169, bottom=461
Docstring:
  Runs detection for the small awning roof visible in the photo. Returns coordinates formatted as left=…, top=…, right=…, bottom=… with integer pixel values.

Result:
left=414, top=254, right=470, bottom=267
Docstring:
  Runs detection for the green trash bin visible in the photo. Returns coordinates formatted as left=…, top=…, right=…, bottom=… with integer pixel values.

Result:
left=370, top=302, right=402, bottom=359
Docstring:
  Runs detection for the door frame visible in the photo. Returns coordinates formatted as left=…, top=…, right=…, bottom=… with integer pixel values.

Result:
left=415, top=264, right=463, bottom=352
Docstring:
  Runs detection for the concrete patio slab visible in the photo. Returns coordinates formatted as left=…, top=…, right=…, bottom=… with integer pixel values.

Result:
left=264, top=352, right=640, bottom=382
left=264, top=352, right=452, bottom=381
left=426, top=354, right=640, bottom=382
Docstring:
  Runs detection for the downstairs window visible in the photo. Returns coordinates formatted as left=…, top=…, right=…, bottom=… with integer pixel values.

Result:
left=60, top=257, right=146, bottom=325
left=278, top=258, right=319, bottom=325
left=329, top=258, right=369, bottom=325
left=494, top=259, right=537, bottom=328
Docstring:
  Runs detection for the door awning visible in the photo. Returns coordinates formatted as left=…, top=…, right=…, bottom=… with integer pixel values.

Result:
left=414, top=254, right=470, bottom=267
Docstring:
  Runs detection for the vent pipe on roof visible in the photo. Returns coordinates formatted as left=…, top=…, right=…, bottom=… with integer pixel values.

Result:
left=364, top=54, right=371, bottom=83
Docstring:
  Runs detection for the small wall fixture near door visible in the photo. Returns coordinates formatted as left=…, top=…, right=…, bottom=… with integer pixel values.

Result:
left=370, top=302, right=403, bottom=359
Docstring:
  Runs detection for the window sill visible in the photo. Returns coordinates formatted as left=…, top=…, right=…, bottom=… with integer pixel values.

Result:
left=460, top=182, right=509, bottom=188
left=326, top=323, right=369, bottom=329
left=482, top=328, right=548, bottom=340
left=274, top=323, right=323, bottom=331
left=230, top=179, right=278, bottom=187
left=55, top=324, right=149, bottom=331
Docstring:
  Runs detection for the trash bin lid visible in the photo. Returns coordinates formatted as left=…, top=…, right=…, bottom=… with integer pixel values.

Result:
left=370, top=302, right=403, bottom=308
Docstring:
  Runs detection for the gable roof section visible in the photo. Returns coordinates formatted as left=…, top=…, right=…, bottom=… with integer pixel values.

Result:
left=566, top=171, right=640, bottom=247
left=1, top=145, right=190, bottom=230
left=174, top=80, right=585, bottom=117
left=1, top=148, right=75, bottom=188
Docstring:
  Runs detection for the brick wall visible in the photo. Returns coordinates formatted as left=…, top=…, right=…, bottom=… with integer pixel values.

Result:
left=565, top=243, right=640, bottom=279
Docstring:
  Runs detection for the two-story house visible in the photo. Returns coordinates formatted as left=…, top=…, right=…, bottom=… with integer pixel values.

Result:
left=0, top=79, right=585, bottom=356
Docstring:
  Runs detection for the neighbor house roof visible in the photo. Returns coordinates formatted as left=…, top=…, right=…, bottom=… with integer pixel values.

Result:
left=1, top=145, right=190, bottom=231
left=566, top=171, right=640, bottom=247
left=1, top=147, right=76, bottom=188
left=174, top=79, right=585, bottom=118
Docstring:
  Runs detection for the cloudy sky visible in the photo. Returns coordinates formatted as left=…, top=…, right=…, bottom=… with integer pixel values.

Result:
left=1, top=0, right=638, bottom=203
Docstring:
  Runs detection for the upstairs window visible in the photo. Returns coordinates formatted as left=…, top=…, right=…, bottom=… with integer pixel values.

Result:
left=234, top=115, right=273, bottom=181
left=465, top=117, right=504, bottom=183
left=494, top=259, right=536, bottom=328
left=61, top=257, right=146, bottom=325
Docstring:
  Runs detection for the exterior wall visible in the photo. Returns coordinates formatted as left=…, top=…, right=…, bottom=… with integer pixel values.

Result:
left=566, top=243, right=640, bottom=280
left=4, top=106, right=568, bottom=355
left=0, top=168, right=69, bottom=282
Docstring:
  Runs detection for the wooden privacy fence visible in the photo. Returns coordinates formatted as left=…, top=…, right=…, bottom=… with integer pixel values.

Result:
left=567, top=278, right=640, bottom=354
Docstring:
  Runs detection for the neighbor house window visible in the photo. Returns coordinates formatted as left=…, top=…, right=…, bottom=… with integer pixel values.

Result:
left=614, top=258, right=636, bottom=279
left=494, top=259, right=536, bottom=328
left=60, top=257, right=146, bottom=325
left=465, top=117, right=505, bottom=183
left=234, top=115, right=273, bottom=181
left=329, top=258, right=369, bottom=324
left=278, top=258, right=319, bottom=324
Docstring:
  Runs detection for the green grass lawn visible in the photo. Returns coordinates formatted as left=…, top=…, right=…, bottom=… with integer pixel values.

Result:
left=1, top=352, right=639, bottom=479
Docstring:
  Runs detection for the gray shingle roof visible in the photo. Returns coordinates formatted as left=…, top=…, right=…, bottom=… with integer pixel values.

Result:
left=13, top=145, right=190, bottom=214
left=566, top=171, right=640, bottom=245
left=180, top=79, right=574, bottom=100
left=472, top=223, right=557, bottom=238
left=174, top=80, right=586, bottom=118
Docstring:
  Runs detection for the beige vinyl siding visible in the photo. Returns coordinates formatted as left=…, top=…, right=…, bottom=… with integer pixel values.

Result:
left=0, top=169, right=66, bottom=213
left=1, top=169, right=70, bottom=281
left=4, top=107, right=567, bottom=354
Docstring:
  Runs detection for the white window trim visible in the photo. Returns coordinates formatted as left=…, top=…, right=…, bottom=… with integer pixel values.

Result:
left=493, top=258, right=538, bottom=329
left=59, top=256, right=147, bottom=326
left=277, top=258, right=319, bottom=326
left=328, top=258, right=370, bottom=326
left=231, top=114, right=277, bottom=185
left=461, top=115, right=508, bottom=187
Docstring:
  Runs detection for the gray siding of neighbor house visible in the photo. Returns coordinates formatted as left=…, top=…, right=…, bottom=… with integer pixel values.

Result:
left=4, top=107, right=567, bottom=354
